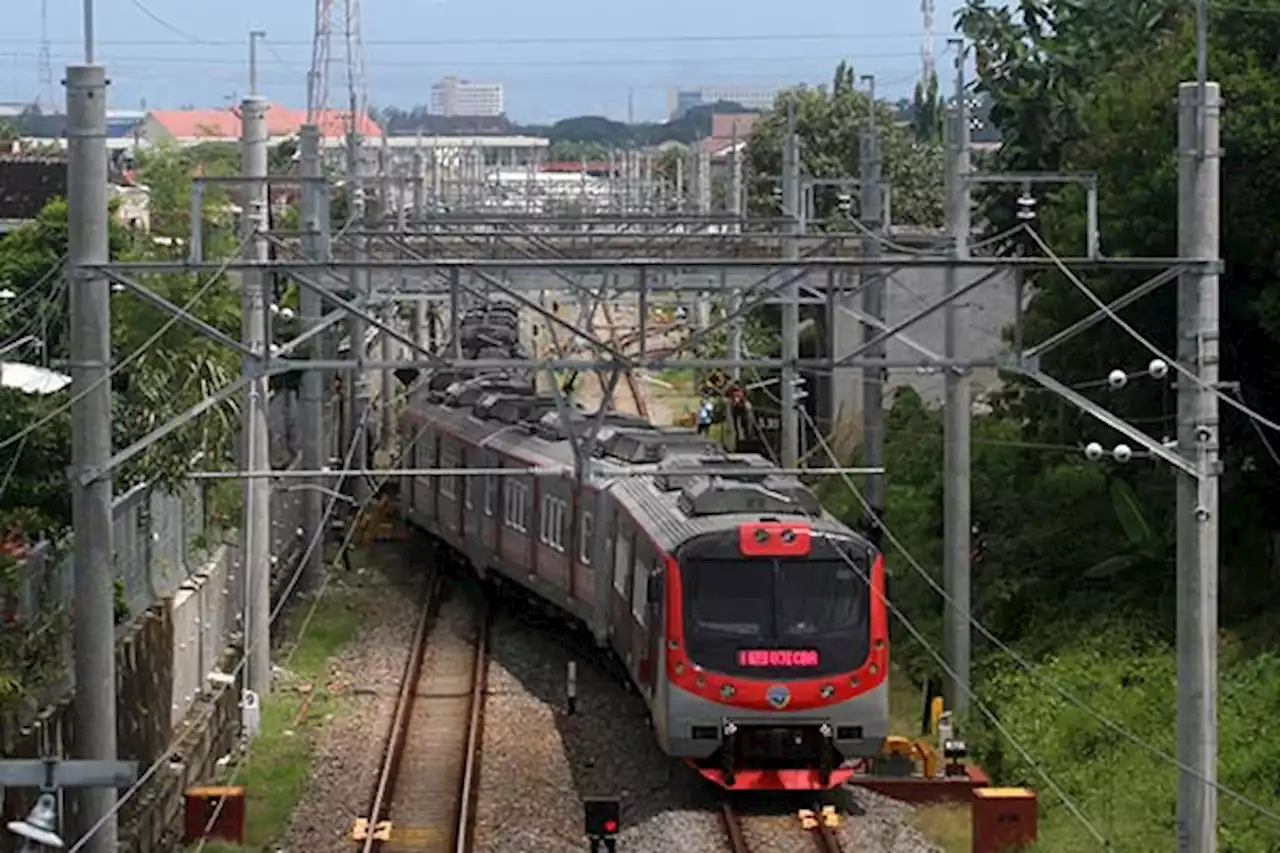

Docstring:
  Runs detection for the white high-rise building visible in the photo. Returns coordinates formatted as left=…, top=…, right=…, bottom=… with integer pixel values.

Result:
left=430, top=77, right=505, bottom=117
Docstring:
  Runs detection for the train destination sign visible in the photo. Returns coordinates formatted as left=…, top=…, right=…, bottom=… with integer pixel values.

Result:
left=736, top=649, right=820, bottom=667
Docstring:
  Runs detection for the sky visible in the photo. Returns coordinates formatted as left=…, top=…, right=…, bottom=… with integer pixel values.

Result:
left=1, top=0, right=980, bottom=124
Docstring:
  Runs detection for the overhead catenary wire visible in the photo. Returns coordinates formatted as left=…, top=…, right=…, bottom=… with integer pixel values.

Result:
left=796, top=404, right=1280, bottom=828
left=6, top=31, right=946, bottom=48
left=830, top=536, right=1111, bottom=847
left=1025, top=226, right=1280, bottom=439
left=190, top=399, right=439, bottom=853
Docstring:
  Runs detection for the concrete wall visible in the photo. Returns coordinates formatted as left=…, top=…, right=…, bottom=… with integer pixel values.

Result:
left=829, top=263, right=1021, bottom=437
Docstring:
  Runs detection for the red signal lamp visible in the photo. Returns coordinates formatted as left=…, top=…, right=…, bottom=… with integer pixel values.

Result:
left=584, top=796, right=621, bottom=838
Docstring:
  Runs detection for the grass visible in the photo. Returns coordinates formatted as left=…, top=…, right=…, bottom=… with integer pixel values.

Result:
left=886, top=669, right=971, bottom=853
left=184, top=586, right=365, bottom=852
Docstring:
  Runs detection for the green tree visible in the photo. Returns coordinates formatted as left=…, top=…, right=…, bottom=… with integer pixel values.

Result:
left=911, top=72, right=944, bottom=144
left=744, top=61, right=945, bottom=227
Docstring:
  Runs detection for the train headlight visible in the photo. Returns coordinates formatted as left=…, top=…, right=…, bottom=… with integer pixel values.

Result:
left=720, top=683, right=736, bottom=699
left=869, top=663, right=879, bottom=676
left=820, top=684, right=835, bottom=699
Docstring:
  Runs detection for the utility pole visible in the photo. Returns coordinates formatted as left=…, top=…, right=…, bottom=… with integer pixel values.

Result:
left=860, top=75, right=886, bottom=542
left=1175, top=78, right=1220, bottom=853
left=66, top=62, right=118, bottom=853
left=378, top=140, right=395, bottom=456
left=725, top=125, right=744, bottom=418
left=248, top=30, right=265, bottom=98
left=780, top=104, right=802, bottom=469
left=298, top=123, right=325, bottom=589
left=240, top=94, right=272, bottom=698
left=346, top=125, right=370, bottom=506
left=942, top=42, right=972, bottom=715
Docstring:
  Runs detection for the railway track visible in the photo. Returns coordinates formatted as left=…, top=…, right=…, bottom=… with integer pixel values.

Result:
left=356, top=571, right=489, bottom=853
left=718, top=802, right=845, bottom=853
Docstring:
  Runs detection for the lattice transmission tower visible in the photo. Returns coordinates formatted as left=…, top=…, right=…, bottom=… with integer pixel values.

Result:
left=921, top=0, right=935, bottom=85
left=307, top=0, right=335, bottom=123
left=339, top=0, right=369, bottom=146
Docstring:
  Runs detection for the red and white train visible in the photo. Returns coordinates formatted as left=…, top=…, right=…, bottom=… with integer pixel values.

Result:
left=398, top=303, right=890, bottom=791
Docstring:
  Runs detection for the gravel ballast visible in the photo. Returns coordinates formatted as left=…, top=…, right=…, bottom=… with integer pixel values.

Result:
left=277, top=548, right=424, bottom=853
left=471, top=598, right=944, bottom=853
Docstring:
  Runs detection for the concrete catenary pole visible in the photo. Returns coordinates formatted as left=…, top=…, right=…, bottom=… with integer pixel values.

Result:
left=860, top=75, right=886, bottom=540
left=346, top=126, right=370, bottom=506
left=942, top=44, right=972, bottom=715
left=66, top=63, right=118, bottom=853
left=1175, top=79, right=1220, bottom=853
left=377, top=140, right=394, bottom=454
left=780, top=105, right=802, bottom=469
left=240, top=95, right=272, bottom=697
left=298, top=124, right=324, bottom=589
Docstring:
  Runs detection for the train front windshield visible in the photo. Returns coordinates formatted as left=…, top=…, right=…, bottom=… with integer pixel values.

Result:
left=682, top=539, right=872, bottom=679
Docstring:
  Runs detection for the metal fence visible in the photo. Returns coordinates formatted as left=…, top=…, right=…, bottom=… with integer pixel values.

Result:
left=9, top=389, right=306, bottom=670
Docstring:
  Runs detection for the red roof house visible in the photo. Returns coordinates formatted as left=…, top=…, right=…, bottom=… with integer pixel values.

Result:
left=139, top=103, right=381, bottom=145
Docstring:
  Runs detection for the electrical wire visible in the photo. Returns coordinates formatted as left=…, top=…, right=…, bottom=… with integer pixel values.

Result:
left=127, top=0, right=216, bottom=46
left=65, top=379, right=393, bottom=853
left=1026, top=226, right=1280, bottom=438
left=23, top=50, right=924, bottom=71
left=0, top=254, right=67, bottom=328
left=190, top=399, right=438, bottom=853
left=796, top=404, right=1280, bottom=828
left=830, top=539, right=1111, bottom=846
left=9, top=32, right=941, bottom=48
left=0, top=233, right=251, bottom=455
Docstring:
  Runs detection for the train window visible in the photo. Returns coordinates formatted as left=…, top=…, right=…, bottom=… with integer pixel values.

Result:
left=631, top=557, right=649, bottom=625
left=484, top=474, right=496, bottom=516
left=513, top=481, right=529, bottom=532
left=554, top=499, right=566, bottom=552
left=541, top=496, right=567, bottom=552
left=440, top=447, right=456, bottom=499
left=613, top=528, right=632, bottom=594
left=579, top=512, right=594, bottom=564
left=506, top=481, right=528, bottom=531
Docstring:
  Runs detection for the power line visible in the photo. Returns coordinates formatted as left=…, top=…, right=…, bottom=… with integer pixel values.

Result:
left=0, top=235, right=250, bottom=456
left=6, top=31, right=935, bottom=48
left=832, top=544, right=1111, bottom=846
left=798, top=405, right=1280, bottom=829
left=24, top=50, right=923, bottom=70
left=1026, top=227, right=1280, bottom=438
left=127, top=0, right=217, bottom=45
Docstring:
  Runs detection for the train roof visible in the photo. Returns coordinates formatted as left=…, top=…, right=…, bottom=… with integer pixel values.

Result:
left=402, top=305, right=867, bottom=551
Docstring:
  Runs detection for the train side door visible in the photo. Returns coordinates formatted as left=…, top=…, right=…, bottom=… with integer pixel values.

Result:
left=645, top=563, right=664, bottom=697
left=610, top=522, right=633, bottom=656
left=629, top=543, right=654, bottom=693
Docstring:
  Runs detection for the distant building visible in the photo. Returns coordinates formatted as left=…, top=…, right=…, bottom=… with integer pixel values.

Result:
left=137, top=104, right=380, bottom=146
left=667, top=86, right=778, bottom=119
left=430, top=77, right=504, bottom=117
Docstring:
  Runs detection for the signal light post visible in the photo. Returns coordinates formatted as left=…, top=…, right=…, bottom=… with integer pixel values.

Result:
left=584, top=796, right=620, bottom=852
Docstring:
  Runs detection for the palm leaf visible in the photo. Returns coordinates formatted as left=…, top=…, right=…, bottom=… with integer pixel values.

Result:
left=1109, top=478, right=1153, bottom=547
